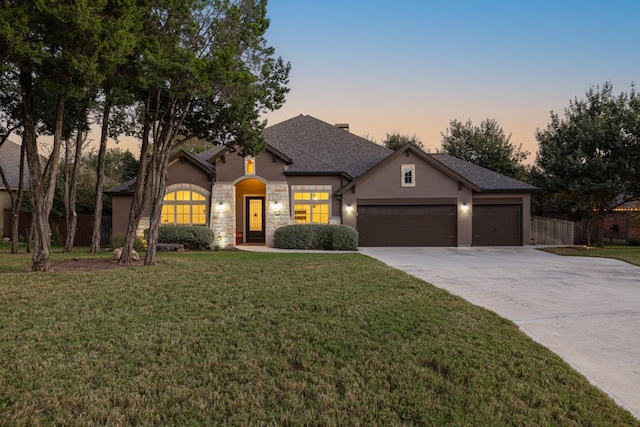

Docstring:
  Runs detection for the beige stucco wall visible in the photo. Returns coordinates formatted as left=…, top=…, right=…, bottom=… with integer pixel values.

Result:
left=111, top=195, right=134, bottom=238
left=167, top=158, right=212, bottom=189
left=215, top=149, right=287, bottom=182
left=340, top=151, right=476, bottom=246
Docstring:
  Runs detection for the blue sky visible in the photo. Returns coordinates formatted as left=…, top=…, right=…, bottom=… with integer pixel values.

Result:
left=262, top=1, right=640, bottom=162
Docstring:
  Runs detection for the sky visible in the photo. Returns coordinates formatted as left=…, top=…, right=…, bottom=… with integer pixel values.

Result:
left=260, top=0, right=640, bottom=163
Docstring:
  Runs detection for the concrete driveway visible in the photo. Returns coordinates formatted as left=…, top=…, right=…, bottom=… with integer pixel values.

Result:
left=359, top=246, right=640, bottom=419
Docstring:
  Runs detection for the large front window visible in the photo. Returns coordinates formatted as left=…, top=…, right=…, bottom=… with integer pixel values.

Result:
left=162, top=190, right=207, bottom=225
left=293, top=191, right=330, bottom=224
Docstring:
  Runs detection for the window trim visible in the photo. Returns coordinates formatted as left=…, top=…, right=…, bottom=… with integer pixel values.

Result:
left=161, top=185, right=210, bottom=226
left=244, top=156, right=256, bottom=175
left=291, top=185, right=332, bottom=224
left=401, top=164, right=416, bottom=187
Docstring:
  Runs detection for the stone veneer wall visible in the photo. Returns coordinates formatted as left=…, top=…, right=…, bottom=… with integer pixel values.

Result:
left=265, top=182, right=291, bottom=246
left=210, top=183, right=235, bottom=248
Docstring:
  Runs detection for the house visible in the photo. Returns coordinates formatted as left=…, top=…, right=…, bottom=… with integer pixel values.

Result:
left=107, top=115, right=538, bottom=247
left=0, top=140, right=28, bottom=238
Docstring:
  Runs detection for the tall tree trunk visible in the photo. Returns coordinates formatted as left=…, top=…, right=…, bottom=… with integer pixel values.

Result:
left=62, top=137, right=72, bottom=250
left=143, top=97, right=191, bottom=266
left=44, top=94, right=65, bottom=215
left=63, top=129, right=84, bottom=252
left=119, top=98, right=152, bottom=264
left=90, top=97, right=111, bottom=253
left=20, top=66, right=65, bottom=271
left=20, top=68, right=51, bottom=271
left=144, top=133, right=171, bottom=266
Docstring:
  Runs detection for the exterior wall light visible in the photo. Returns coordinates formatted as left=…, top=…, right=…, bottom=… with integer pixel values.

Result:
left=217, top=202, right=224, bottom=211
left=461, top=203, right=469, bottom=212
left=346, top=203, right=354, bottom=213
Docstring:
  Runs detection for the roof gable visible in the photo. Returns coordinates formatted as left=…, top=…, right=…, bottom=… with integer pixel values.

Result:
left=337, top=143, right=538, bottom=195
left=169, top=150, right=215, bottom=175
left=196, top=143, right=292, bottom=165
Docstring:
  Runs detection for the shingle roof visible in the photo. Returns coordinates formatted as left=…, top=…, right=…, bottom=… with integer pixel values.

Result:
left=430, top=153, right=538, bottom=192
left=104, top=177, right=137, bottom=194
left=196, top=145, right=226, bottom=162
left=264, top=115, right=392, bottom=178
left=0, top=140, right=29, bottom=190
left=112, top=116, right=537, bottom=195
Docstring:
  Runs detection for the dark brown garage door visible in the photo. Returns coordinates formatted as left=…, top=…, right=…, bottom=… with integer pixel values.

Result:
left=472, top=204, right=522, bottom=246
left=357, top=205, right=457, bottom=247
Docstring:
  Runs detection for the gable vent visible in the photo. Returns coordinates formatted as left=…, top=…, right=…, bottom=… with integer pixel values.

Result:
left=335, top=123, right=349, bottom=131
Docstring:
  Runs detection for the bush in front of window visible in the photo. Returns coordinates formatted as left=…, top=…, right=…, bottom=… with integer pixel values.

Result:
left=273, top=224, right=358, bottom=250
left=156, top=225, right=214, bottom=250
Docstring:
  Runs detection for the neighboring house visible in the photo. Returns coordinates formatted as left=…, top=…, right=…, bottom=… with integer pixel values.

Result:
left=107, top=115, right=538, bottom=247
left=602, top=201, right=640, bottom=244
left=0, top=140, right=28, bottom=238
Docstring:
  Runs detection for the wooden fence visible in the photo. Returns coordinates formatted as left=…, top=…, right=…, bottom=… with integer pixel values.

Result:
left=531, top=216, right=575, bottom=245
left=3, top=209, right=111, bottom=247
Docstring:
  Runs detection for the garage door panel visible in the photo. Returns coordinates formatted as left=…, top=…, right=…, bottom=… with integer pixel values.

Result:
left=472, top=205, right=522, bottom=246
left=358, top=205, right=456, bottom=247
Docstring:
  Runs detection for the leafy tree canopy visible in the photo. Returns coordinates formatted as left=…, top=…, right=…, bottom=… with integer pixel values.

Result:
left=383, top=132, right=425, bottom=151
left=535, top=82, right=640, bottom=246
left=439, top=118, right=529, bottom=180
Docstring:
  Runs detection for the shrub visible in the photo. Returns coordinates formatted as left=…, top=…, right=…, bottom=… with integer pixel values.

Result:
left=330, top=224, right=359, bottom=250
left=111, top=233, right=146, bottom=252
left=273, top=224, right=358, bottom=250
left=156, top=225, right=214, bottom=250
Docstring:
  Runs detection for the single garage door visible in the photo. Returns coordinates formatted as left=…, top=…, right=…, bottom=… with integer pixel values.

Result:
left=472, top=204, right=522, bottom=246
left=358, top=205, right=457, bottom=247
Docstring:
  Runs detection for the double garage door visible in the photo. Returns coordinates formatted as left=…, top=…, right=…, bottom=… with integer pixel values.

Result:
left=357, top=204, right=457, bottom=247
left=357, top=202, right=522, bottom=247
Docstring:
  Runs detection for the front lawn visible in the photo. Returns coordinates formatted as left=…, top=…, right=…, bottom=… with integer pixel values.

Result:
left=541, top=244, right=640, bottom=267
left=0, top=249, right=637, bottom=425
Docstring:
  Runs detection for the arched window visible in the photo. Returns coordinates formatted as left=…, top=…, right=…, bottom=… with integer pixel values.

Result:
left=161, top=189, right=207, bottom=225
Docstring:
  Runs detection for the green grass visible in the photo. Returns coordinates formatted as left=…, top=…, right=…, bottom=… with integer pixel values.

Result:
left=541, top=244, right=640, bottom=267
left=0, top=247, right=638, bottom=425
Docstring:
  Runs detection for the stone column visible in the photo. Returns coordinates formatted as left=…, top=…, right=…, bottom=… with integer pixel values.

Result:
left=210, top=183, right=235, bottom=249
left=265, top=182, right=291, bottom=247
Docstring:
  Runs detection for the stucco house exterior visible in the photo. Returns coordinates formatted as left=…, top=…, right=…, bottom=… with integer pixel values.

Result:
left=107, top=115, right=538, bottom=247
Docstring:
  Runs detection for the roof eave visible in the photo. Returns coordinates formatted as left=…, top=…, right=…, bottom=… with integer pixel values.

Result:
left=284, top=170, right=352, bottom=180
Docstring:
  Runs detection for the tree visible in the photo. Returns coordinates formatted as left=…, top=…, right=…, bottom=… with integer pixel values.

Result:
left=535, top=82, right=640, bottom=247
left=383, top=132, right=425, bottom=151
left=0, top=1, right=138, bottom=270
left=439, top=118, right=529, bottom=180
left=118, top=0, right=290, bottom=265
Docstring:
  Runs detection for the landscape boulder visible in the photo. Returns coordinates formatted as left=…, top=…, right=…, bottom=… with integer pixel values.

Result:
left=112, top=247, right=140, bottom=261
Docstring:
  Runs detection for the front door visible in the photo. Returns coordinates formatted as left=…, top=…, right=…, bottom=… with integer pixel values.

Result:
left=246, top=196, right=265, bottom=243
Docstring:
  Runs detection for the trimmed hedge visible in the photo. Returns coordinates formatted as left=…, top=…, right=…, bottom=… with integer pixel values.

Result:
left=273, top=224, right=358, bottom=250
left=156, top=225, right=215, bottom=250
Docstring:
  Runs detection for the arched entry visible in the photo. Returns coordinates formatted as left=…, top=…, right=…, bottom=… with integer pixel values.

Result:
left=235, top=178, right=266, bottom=244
